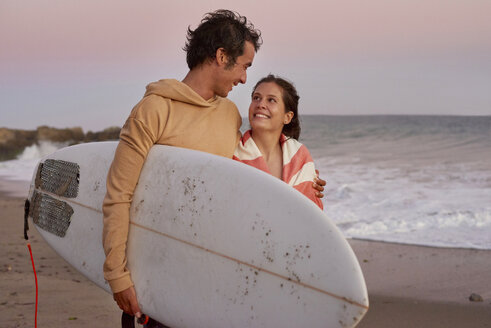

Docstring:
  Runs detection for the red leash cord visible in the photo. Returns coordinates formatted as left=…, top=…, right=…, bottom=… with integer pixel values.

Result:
left=27, top=243, right=38, bottom=328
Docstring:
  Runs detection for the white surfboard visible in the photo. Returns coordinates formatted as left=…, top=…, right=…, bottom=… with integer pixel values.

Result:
left=27, top=141, right=368, bottom=328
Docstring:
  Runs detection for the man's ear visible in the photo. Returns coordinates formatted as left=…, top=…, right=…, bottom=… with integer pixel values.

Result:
left=215, top=48, right=228, bottom=67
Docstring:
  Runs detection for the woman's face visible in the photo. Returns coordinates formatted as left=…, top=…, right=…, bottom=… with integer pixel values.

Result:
left=249, top=82, right=293, bottom=134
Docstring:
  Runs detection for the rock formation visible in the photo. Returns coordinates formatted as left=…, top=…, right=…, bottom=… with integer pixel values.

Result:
left=0, top=126, right=121, bottom=161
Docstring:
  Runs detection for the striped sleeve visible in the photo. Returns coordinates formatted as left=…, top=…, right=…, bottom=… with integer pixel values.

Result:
left=282, top=138, right=324, bottom=210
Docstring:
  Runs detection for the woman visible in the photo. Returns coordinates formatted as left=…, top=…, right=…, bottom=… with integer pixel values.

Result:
left=234, top=75, right=324, bottom=209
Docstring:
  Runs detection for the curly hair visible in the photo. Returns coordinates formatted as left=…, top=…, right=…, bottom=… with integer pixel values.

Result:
left=252, top=75, right=301, bottom=140
left=184, top=9, right=262, bottom=69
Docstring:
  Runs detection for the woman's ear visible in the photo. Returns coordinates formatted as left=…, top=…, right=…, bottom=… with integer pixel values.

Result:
left=284, top=111, right=294, bottom=125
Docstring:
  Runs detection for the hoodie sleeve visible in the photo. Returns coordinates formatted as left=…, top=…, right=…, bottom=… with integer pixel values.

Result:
left=102, top=96, right=168, bottom=293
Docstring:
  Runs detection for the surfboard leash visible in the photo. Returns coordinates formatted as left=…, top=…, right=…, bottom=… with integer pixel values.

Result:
left=137, top=314, right=150, bottom=325
left=122, top=312, right=150, bottom=327
left=27, top=243, right=38, bottom=328
left=24, top=199, right=30, bottom=240
left=24, top=198, right=38, bottom=328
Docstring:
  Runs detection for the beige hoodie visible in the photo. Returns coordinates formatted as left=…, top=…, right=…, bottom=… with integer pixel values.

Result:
left=102, top=79, right=241, bottom=293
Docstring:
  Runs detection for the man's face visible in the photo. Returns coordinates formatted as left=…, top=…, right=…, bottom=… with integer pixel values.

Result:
left=214, top=41, right=255, bottom=97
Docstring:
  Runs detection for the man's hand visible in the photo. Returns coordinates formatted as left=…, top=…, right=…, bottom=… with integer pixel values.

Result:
left=313, top=169, right=326, bottom=198
left=114, top=286, right=142, bottom=318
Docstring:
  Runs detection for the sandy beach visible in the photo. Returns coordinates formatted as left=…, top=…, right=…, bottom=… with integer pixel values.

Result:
left=1, top=181, right=490, bottom=327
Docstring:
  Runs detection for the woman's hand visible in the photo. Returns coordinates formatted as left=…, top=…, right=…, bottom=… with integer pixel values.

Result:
left=314, top=170, right=326, bottom=198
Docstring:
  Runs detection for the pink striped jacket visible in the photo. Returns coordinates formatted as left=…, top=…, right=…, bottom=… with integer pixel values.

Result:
left=233, top=130, right=323, bottom=210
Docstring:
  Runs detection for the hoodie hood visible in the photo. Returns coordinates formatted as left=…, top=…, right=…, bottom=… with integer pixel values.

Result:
left=144, top=79, right=218, bottom=107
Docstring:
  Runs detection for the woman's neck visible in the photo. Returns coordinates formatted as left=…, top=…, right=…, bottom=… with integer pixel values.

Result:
left=251, top=130, right=281, bottom=158
left=250, top=129, right=283, bottom=179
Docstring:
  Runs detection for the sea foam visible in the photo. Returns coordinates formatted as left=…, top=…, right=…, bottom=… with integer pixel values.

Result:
left=0, top=141, right=68, bottom=181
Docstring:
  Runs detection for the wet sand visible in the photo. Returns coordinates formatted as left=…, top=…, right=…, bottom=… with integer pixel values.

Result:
left=0, top=193, right=120, bottom=328
left=1, top=181, right=490, bottom=327
left=351, top=239, right=491, bottom=327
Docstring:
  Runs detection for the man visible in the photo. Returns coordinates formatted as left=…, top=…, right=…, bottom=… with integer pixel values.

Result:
left=102, top=9, right=325, bottom=326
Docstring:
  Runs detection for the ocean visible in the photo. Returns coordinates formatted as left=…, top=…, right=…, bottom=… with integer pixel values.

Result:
left=299, top=115, right=491, bottom=250
left=1, top=115, right=490, bottom=249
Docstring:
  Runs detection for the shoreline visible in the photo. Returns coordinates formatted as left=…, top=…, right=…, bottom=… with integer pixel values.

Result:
left=1, top=189, right=490, bottom=326
left=350, top=236, right=491, bottom=252
left=0, top=176, right=30, bottom=198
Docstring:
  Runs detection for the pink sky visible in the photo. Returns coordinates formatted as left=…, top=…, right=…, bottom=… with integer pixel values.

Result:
left=1, top=0, right=490, bottom=130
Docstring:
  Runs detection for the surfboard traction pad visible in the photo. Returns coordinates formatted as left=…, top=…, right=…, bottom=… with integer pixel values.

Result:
left=35, top=159, right=80, bottom=198
left=29, top=190, right=74, bottom=237
left=28, top=159, right=80, bottom=237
